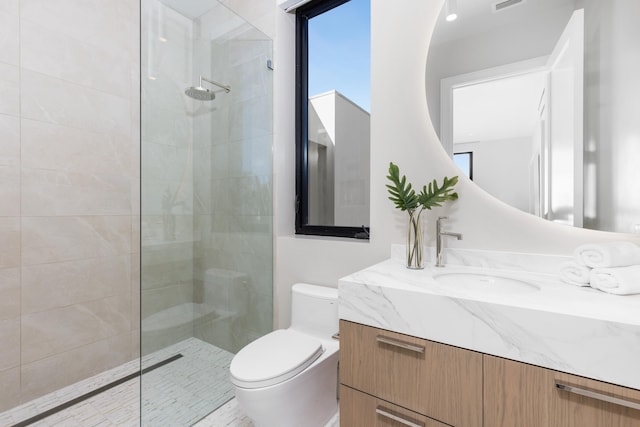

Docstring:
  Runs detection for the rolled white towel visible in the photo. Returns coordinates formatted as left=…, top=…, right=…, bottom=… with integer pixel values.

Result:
left=590, top=265, right=640, bottom=295
left=559, top=261, right=591, bottom=287
left=574, top=241, right=640, bottom=268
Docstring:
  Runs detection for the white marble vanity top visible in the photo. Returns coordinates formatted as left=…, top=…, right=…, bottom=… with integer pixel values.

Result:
left=338, top=248, right=640, bottom=390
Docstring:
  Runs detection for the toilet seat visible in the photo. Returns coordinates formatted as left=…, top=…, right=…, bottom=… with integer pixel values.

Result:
left=230, top=329, right=324, bottom=389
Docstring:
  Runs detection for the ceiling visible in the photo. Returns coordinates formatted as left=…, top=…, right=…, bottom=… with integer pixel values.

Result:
left=431, top=0, right=579, bottom=46
left=160, top=0, right=215, bottom=19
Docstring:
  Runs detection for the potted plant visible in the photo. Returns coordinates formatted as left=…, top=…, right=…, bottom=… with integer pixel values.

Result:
left=386, top=162, right=459, bottom=269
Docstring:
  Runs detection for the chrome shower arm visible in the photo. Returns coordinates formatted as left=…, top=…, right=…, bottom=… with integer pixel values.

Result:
left=200, top=76, right=231, bottom=93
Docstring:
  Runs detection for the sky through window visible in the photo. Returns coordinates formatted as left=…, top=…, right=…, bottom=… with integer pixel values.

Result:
left=308, top=0, right=371, bottom=112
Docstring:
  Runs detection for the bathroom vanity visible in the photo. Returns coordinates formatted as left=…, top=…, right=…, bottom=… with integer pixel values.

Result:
left=338, top=249, right=640, bottom=426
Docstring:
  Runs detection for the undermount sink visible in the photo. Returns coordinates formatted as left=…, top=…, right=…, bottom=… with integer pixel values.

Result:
left=433, top=271, right=540, bottom=295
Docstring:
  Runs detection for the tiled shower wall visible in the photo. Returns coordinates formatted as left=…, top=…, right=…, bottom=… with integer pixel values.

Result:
left=0, top=0, right=140, bottom=411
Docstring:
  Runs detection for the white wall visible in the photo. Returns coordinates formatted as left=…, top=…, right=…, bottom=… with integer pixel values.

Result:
left=273, top=0, right=639, bottom=329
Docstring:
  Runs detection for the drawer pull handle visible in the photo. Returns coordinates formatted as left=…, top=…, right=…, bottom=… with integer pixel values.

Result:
left=555, top=383, right=640, bottom=411
left=376, top=335, right=425, bottom=353
left=375, top=407, right=425, bottom=427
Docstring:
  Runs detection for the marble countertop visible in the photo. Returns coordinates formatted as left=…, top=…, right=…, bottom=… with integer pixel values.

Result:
left=338, top=249, right=640, bottom=390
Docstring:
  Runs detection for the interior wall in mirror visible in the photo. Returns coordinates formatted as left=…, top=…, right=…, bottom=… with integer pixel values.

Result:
left=426, top=0, right=640, bottom=234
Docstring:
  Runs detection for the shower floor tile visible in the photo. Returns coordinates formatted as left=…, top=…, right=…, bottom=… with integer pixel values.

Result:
left=140, top=338, right=235, bottom=426
left=0, top=337, right=340, bottom=427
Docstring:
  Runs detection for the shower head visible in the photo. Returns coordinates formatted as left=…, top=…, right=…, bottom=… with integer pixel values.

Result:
left=185, top=76, right=230, bottom=101
left=185, top=85, right=216, bottom=101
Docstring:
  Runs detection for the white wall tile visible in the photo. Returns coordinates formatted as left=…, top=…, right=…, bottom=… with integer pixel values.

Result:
left=0, top=165, right=19, bottom=216
left=21, top=119, right=133, bottom=178
left=0, top=114, right=20, bottom=216
left=21, top=20, right=131, bottom=98
left=0, top=114, right=18, bottom=165
left=0, top=63, right=19, bottom=117
left=0, top=268, right=19, bottom=320
left=20, top=0, right=136, bottom=57
left=0, top=0, right=18, bottom=16
left=0, top=217, right=19, bottom=268
left=0, top=317, right=20, bottom=370
left=0, top=367, right=19, bottom=412
left=22, top=216, right=131, bottom=265
left=21, top=297, right=130, bottom=364
left=20, top=333, right=131, bottom=403
left=21, top=70, right=131, bottom=135
left=22, top=255, right=130, bottom=314
left=0, top=10, right=19, bottom=66
left=21, top=168, right=131, bottom=216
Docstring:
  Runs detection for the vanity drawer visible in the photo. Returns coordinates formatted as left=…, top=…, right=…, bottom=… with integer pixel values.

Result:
left=551, top=371, right=640, bottom=427
left=339, top=320, right=483, bottom=427
left=484, top=354, right=640, bottom=427
left=339, top=385, right=448, bottom=427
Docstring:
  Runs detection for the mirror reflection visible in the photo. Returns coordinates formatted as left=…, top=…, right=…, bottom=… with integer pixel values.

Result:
left=426, top=0, right=640, bottom=233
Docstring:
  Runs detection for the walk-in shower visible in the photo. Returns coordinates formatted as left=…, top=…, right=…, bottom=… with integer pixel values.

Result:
left=185, top=76, right=231, bottom=101
left=0, top=0, right=272, bottom=424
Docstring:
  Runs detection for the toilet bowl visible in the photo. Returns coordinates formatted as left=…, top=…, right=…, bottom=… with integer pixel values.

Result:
left=229, top=283, right=339, bottom=427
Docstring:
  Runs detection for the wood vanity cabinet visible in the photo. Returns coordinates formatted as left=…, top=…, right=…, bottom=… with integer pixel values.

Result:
left=340, top=320, right=640, bottom=427
left=484, top=354, right=640, bottom=427
left=339, top=320, right=484, bottom=427
left=339, top=385, right=449, bottom=427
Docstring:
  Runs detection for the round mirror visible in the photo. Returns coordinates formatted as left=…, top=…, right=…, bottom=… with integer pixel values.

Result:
left=426, top=0, right=640, bottom=234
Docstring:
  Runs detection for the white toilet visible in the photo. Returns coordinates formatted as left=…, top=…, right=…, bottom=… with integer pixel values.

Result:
left=229, top=283, right=339, bottom=427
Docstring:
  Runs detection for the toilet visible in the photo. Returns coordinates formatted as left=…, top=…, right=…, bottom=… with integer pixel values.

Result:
left=229, top=283, right=339, bottom=427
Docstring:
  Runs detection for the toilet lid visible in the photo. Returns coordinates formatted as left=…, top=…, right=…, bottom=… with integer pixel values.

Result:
left=230, top=329, right=324, bottom=389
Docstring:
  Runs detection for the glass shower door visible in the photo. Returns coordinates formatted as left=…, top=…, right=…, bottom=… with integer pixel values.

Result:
left=140, top=0, right=273, bottom=424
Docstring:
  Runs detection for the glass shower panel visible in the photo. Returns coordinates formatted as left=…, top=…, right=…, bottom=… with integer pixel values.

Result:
left=140, top=0, right=273, bottom=424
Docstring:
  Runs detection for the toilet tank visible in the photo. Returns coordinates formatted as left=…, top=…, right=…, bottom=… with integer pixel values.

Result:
left=290, top=283, right=338, bottom=339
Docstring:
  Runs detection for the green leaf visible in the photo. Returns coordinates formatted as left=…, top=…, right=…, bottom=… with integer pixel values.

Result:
left=417, top=175, right=459, bottom=210
left=386, top=162, right=418, bottom=211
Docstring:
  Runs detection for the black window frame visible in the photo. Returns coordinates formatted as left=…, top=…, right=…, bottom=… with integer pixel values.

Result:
left=295, top=0, right=370, bottom=240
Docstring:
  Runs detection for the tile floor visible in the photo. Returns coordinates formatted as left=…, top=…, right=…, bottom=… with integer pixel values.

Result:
left=0, top=338, right=339, bottom=427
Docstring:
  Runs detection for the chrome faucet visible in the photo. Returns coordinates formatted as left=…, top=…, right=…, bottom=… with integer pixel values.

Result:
left=436, top=216, right=462, bottom=267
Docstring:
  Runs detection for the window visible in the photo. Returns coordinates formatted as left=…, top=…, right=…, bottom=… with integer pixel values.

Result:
left=453, top=151, right=473, bottom=180
left=295, top=0, right=371, bottom=239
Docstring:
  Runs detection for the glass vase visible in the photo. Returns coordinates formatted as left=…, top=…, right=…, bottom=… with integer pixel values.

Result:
left=406, top=210, right=424, bottom=269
